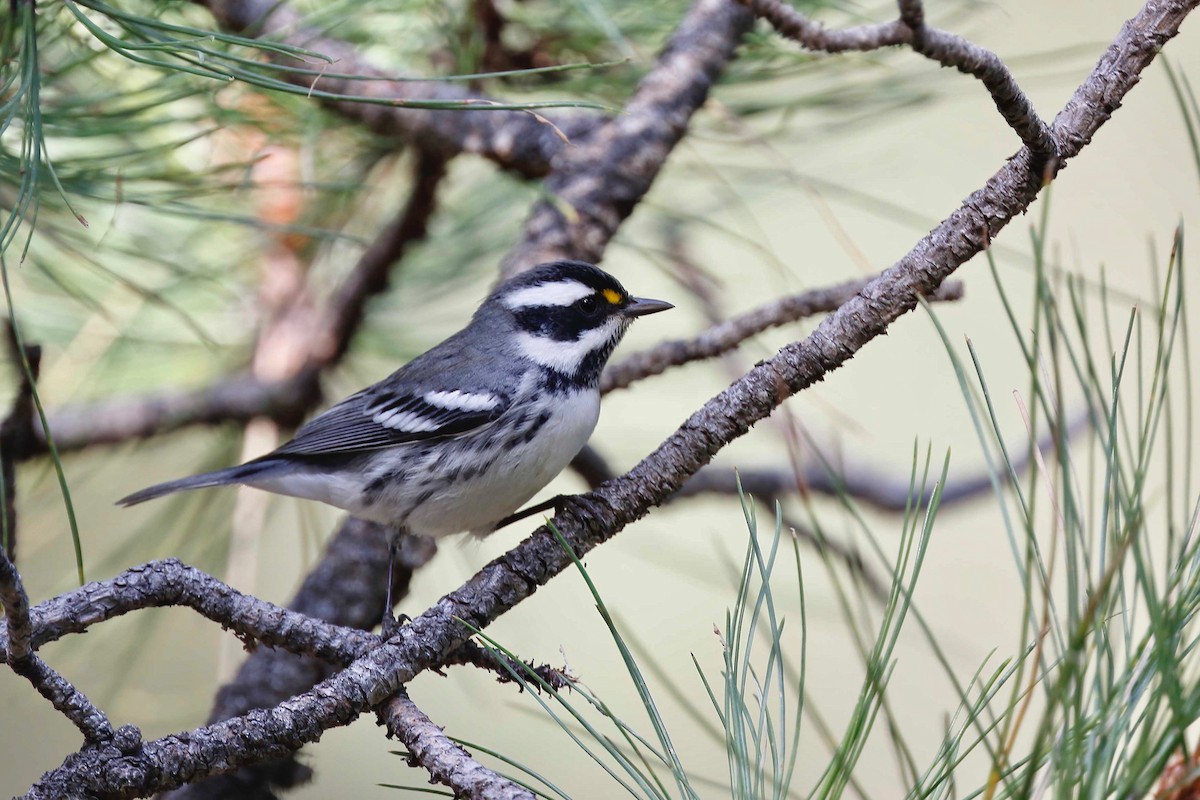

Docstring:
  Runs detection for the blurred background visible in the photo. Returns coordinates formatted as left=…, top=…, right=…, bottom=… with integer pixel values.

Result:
left=2, top=0, right=1200, bottom=797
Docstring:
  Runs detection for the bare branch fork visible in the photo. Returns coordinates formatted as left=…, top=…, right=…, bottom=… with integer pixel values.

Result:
left=379, top=691, right=536, bottom=800
left=1, top=548, right=114, bottom=745
left=741, top=0, right=1058, bottom=157
left=18, top=1, right=1199, bottom=798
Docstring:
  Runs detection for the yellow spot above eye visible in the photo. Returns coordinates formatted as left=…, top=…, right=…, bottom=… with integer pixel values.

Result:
left=602, top=288, right=623, bottom=305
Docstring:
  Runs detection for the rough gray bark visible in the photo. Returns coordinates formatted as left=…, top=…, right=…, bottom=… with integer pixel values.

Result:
left=500, top=0, right=755, bottom=274
left=378, top=692, right=535, bottom=800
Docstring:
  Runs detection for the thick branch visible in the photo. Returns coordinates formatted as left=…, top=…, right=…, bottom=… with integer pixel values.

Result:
left=0, top=558, right=378, bottom=666
left=500, top=0, right=754, bottom=273
left=163, top=523, right=434, bottom=800
left=379, top=691, right=535, bottom=800
left=193, top=0, right=598, bottom=177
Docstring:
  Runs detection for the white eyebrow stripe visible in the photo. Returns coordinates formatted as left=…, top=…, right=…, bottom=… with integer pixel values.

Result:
left=501, top=279, right=592, bottom=309
left=424, top=390, right=500, bottom=412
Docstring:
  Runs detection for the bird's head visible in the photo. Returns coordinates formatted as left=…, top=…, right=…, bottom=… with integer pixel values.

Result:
left=486, top=260, right=673, bottom=384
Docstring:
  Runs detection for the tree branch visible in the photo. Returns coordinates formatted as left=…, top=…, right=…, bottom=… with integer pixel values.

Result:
left=678, top=401, right=1094, bottom=511
left=378, top=691, right=535, bottom=800
left=0, top=558, right=379, bottom=667
left=2, top=548, right=115, bottom=745
left=439, top=639, right=573, bottom=691
left=192, top=0, right=599, bottom=177
left=0, top=547, right=33, bottom=664
left=742, top=0, right=1058, bottom=157
left=162, top=524, right=435, bottom=800
left=599, top=277, right=963, bottom=394
left=500, top=0, right=754, bottom=274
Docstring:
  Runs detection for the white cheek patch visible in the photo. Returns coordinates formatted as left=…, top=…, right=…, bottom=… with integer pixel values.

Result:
left=515, top=317, right=625, bottom=374
left=502, top=279, right=592, bottom=310
left=424, top=390, right=499, bottom=412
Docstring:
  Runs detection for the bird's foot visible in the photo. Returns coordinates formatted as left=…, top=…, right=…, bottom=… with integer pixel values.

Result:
left=553, top=493, right=612, bottom=530
left=381, top=610, right=411, bottom=640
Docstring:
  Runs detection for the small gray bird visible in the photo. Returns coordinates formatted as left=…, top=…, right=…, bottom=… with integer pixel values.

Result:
left=119, top=260, right=671, bottom=553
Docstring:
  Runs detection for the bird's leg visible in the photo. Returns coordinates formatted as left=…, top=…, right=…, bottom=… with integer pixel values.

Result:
left=494, top=496, right=564, bottom=530
left=494, top=493, right=612, bottom=532
left=381, top=530, right=408, bottom=639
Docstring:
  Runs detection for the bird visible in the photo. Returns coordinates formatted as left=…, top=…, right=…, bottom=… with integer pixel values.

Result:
left=118, top=260, right=671, bottom=630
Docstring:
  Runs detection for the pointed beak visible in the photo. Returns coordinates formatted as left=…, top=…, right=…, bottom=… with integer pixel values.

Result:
left=623, top=297, right=674, bottom=318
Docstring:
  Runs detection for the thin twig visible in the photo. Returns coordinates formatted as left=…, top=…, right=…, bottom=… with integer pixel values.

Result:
left=7, top=653, right=117, bottom=745
left=600, top=277, right=964, bottom=394
left=743, top=0, right=911, bottom=52
left=440, top=639, right=574, bottom=690
left=1, top=548, right=115, bottom=744
left=742, top=0, right=1058, bottom=158
left=310, top=152, right=449, bottom=367
left=0, top=546, right=32, bottom=662
left=676, top=408, right=1093, bottom=511
left=379, top=691, right=536, bottom=800
left=0, top=338, right=110, bottom=745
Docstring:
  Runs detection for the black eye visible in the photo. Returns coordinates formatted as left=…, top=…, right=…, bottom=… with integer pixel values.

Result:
left=579, top=295, right=599, bottom=315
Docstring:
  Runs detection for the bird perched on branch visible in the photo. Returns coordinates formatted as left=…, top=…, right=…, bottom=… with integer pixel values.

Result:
left=119, top=260, right=672, bottom=631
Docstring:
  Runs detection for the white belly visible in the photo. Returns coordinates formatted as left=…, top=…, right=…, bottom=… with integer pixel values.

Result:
left=406, top=389, right=601, bottom=536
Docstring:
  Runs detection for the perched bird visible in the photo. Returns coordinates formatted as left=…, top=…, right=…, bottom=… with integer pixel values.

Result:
left=119, top=259, right=671, bottom=559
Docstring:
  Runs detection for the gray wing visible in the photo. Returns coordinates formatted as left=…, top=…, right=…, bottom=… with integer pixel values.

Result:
left=273, top=384, right=510, bottom=457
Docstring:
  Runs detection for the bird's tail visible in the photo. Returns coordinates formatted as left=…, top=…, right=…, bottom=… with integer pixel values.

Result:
left=116, top=461, right=275, bottom=507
